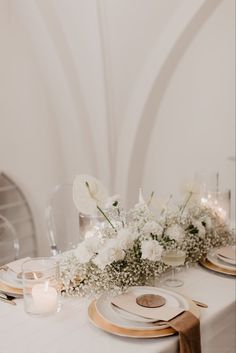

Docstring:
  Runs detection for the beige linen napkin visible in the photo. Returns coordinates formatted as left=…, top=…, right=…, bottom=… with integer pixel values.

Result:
left=168, top=311, right=201, bottom=353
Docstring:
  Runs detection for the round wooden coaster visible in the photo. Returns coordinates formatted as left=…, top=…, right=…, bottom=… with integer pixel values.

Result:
left=136, top=294, right=166, bottom=308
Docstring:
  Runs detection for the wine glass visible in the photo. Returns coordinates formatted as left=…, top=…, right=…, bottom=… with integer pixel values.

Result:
left=162, top=249, right=186, bottom=287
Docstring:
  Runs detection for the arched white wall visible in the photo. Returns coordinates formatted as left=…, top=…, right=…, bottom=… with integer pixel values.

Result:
left=0, top=0, right=235, bottom=254
left=143, top=0, right=235, bottom=209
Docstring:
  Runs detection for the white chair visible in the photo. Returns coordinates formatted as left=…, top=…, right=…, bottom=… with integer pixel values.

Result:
left=45, top=184, right=81, bottom=255
left=0, top=214, right=19, bottom=266
left=0, top=172, right=37, bottom=259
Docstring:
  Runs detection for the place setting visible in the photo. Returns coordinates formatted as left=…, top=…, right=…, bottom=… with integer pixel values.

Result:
left=87, top=284, right=204, bottom=353
left=0, top=257, right=61, bottom=316
left=200, top=245, right=236, bottom=276
left=88, top=286, right=200, bottom=336
left=0, top=257, right=26, bottom=303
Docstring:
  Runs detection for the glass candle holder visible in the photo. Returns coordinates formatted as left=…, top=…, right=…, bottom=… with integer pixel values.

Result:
left=22, top=257, right=61, bottom=317
left=200, top=190, right=231, bottom=223
left=79, top=212, right=105, bottom=240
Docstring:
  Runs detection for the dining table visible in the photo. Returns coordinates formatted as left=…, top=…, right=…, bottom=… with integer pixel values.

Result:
left=0, top=264, right=235, bottom=353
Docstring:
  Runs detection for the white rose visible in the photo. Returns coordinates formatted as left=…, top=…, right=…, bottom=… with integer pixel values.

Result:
left=93, top=238, right=125, bottom=269
left=143, top=221, right=163, bottom=235
left=117, top=228, right=135, bottom=250
left=141, top=240, right=163, bottom=262
left=165, top=224, right=185, bottom=242
left=84, top=237, right=101, bottom=252
left=93, top=252, right=110, bottom=270
left=74, top=243, right=93, bottom=264
left=73, top=237, right=101, bottom=263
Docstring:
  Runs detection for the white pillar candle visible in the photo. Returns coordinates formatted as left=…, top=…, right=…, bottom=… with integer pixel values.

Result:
left=32, top=283, right=58, bottom=314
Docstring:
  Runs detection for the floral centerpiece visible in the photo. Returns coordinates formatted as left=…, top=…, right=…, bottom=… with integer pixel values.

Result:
left=60, top=175, right=233, bottom=297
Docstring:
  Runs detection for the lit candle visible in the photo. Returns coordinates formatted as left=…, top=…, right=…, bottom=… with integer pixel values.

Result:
left=32, top=282, right=58, bottom=314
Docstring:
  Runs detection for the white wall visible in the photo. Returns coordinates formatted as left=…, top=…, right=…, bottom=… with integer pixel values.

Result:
left=0, top=0, right=235, bottom=255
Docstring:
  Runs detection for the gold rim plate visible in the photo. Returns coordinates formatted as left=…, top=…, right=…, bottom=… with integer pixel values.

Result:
left=0, top=281, right=23, bottom=297
left=200, top=259, right=236, bottom=276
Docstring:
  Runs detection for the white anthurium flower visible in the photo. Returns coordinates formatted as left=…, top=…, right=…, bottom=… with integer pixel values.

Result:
left=73, top=174, right=108, bottom=215
left=141, top=240, right=163, bottom=261
left=193, top=220, right=206, bottom=239
left=93, top=238, right=125, bottom=269
left=165, top=224, right=185, bottom=242
left=143, top=221, right=163, bottom=235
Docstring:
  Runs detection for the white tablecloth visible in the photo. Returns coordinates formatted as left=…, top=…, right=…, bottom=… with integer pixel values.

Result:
left=0, top=265, right=235, bottom=353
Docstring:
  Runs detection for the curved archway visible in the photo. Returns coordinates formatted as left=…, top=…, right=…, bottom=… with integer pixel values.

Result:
left=115, top=0, right=222, bottom=205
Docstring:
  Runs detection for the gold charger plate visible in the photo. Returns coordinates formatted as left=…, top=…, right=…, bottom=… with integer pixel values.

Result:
left=0, top=281, right=23, bottom=297
left=88, top=296, right=199, bottom=338
left=200, top=259, right=236, bottom=276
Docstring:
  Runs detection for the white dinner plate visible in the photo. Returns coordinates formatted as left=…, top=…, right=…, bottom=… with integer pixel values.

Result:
left=217, top=254, right=236, bottom=266
left=207, top=248, right=236, bottom=271
left=95, top=286, right=189, bottom=331
left=0, top=269, right=23, bottom=289
left=217, top=245, right=236, bottom=265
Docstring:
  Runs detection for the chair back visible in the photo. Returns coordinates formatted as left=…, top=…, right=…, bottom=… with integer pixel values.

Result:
left=0, top=214, right=19, bottom=265
left=0, top=172, right=37, bottom=260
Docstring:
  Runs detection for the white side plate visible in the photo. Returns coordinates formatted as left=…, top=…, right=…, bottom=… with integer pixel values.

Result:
left=0, top=269, right=23, bottom=289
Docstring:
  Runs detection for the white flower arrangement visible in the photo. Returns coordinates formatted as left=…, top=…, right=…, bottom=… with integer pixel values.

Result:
left=60, top=176, right=233, bottom=297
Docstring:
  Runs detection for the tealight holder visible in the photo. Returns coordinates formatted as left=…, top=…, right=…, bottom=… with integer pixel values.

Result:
left=22, top=257, right=61, bottom=317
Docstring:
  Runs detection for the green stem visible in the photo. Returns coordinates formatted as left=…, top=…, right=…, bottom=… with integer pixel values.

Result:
left=147, top=191, right=155, bottom=206
left=97, top=205, right=117, bottom=231
left=160, top=194, right=173, bottom=216
left=85, top=181, right=116, bottom=231
left=180, top=192, right=193, bottom=216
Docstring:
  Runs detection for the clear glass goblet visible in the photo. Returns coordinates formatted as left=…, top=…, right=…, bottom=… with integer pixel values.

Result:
left=162, top=249, right=186, bottom=287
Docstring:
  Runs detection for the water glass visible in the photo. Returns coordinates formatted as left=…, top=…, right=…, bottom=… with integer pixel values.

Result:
left=22, top=257, right=61, bottom=316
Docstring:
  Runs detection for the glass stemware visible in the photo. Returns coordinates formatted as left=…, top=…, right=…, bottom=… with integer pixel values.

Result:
left=162, top=249, right=186, bottom=287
